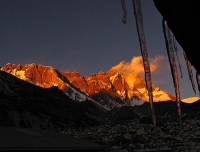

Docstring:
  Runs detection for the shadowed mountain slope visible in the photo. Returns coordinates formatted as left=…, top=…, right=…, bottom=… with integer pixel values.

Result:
left=0, top=71, right=105, bottom=130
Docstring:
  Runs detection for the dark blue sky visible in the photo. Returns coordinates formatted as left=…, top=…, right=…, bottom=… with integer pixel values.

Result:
left=0, top=0, right=198, bottom=99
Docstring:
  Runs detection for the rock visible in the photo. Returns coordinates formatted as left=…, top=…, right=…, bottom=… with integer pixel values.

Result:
left=134, top=135, right=146, bottom=144
left=123, top=134, right=132, bottom=140
left=137, top=128, right=145, bottom=135
left=174, top=136, right=183, bottom=141
left=195, top=131, right=200, bottom=136
left=61, top=117, right=200, bottom=151
left=195, top=145, right=200, bottom=150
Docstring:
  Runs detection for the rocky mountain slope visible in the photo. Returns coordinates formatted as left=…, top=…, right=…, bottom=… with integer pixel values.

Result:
left=1, top=63, right=175, bottom=109
left=0, top=63, right=93, bottom=102
left=63, top=70, right=175, bottom=108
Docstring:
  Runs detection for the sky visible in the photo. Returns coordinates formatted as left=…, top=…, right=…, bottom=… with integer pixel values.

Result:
left=0, top=0, right=198, bottom=99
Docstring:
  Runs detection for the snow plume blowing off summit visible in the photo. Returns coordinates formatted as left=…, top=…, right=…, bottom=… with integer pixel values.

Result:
left=108, top=55, right=166, bottom=83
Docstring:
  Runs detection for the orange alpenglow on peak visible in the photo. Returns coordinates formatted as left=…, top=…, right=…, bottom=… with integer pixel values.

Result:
left=0, top=59, right=175, bottom=109
left=182, top=97, right=200, bottom=103
left=106, top=55, right=175, bottom=102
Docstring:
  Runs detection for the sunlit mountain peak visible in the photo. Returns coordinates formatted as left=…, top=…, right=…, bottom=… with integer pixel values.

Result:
left=182, top=96, right=200, bottom=103
left=1, top=62, right=176, bottom=109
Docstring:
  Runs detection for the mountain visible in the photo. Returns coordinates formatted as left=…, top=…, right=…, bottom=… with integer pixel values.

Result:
left=62, top=69, right=175, bottom=109
left=0, top=63, right=100, bottom=103
left=1, top=63, right=175, bottom=109
left=182, top=96, right=200, bottom=103
left=0, top=70, right=105, bottom=130
left=2, top=69, right=200, bottom=150
left=1, top=67, right=199, bottom=130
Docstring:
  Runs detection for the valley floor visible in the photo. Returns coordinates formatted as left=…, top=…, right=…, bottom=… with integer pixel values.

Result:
left=0, top=126, right=109, bottom=151
left=62, top=116, right=200, bottom=152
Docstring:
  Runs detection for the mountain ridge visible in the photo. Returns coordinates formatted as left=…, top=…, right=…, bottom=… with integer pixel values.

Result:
left=1, top=63, right=176, bottom=109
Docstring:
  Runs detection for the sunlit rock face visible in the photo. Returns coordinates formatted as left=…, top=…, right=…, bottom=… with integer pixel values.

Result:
left=0, top=63, right=89, bottom=102
left=1, top=63, right=175, bottom=109
left=1, top=63, right=69, bottom=89
left=63, top=69, right=176, bottom=108
left=61, top=72, right=89, bottom=94
left=63, top=71, right=125, bottom=109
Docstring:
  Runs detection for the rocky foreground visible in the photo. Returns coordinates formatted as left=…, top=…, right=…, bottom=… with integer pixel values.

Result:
left=62, top=115, right=200, bottom=152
